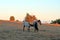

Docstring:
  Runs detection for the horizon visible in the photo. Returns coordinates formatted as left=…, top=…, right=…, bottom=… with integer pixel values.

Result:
left=0, top=0, right=60, bottom=23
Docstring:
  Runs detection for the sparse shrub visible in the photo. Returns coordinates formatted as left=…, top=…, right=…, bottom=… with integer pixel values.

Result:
left=51, top=19, right=60, bottom=24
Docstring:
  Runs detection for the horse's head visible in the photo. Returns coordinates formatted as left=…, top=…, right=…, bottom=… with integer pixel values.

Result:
left=37, top=20, right=42, bottom=25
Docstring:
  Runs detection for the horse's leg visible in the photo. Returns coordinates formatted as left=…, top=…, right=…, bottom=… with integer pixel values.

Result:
left=34, top=28, right=38, bottom=32
left=28, top=26, right=30, bottom=32
left=23, top=25, right=25, bottom=31
left=34, top=26, right=39, bottom=32
left=36, top=28, right=39, bottom=32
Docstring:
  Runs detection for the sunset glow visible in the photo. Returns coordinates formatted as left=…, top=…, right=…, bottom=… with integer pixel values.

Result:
left=0, top=0, right=60, bottom=23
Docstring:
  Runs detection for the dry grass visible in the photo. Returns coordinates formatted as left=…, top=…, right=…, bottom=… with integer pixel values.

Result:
left=0, top=21, right=60, bottom=40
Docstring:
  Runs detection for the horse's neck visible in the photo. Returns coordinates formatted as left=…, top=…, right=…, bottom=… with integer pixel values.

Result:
left=38, top=22, right=41, bottom=25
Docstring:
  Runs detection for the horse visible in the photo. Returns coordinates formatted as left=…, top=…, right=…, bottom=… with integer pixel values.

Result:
left=23, top=20, right=30, bottom=31
left=23, top=20, right=41, bottom=32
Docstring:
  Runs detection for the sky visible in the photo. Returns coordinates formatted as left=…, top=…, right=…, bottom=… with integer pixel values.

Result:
left=0, top=0, right=60, bottom=23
